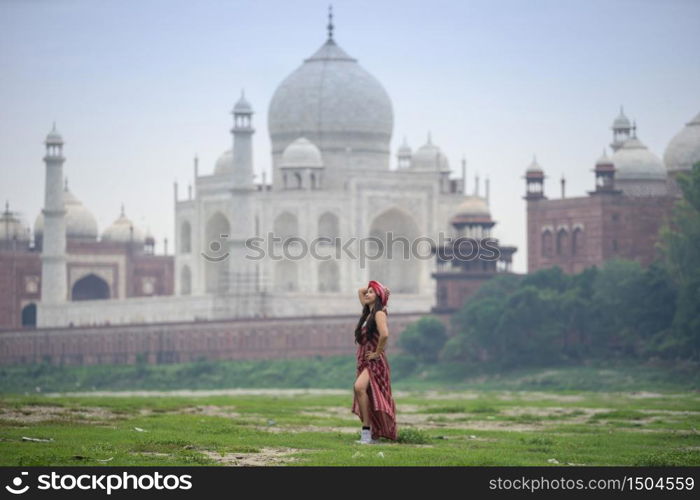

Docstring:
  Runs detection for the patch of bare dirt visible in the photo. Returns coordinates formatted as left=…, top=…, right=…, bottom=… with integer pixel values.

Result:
left=0, top=405, right=120, bottom=424
left=420, top=391, right=482, bottom=400
left=46, top=389, right=351, bottom=398
left=495, top=391, right=585, bottom=403
left=253, top=424, right=357, bottom=434
left=199, top=447, right=302, bottom=466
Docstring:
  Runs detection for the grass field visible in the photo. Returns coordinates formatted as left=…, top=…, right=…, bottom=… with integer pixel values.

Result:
left=1, top=387, right=699, bottom=466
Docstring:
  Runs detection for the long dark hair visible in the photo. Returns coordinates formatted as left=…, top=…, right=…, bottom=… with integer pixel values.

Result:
left=354, top=295, right=386, bottom=344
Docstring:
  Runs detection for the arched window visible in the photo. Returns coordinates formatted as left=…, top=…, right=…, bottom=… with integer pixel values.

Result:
left=572, top=228, right=584, bottom=256
left=21, top=303, right=37, bottom=327
left=72, top=274, right=110, bottom=300
left=318, top=212, right=339, bottom=241
left=541, top=230, right=553, bottom=257
left=556, top=229, right=568, bottom=256
left=180, top=221, right=191, bottom=254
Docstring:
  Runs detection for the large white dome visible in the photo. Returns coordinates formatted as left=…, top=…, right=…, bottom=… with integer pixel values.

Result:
left=664, top=111, right=700, bottom=173
left=34, top=185, right=98, bottom=240
left=611, top=137, right=666, bottom=181
left=268, top=37, right=393, bottom=170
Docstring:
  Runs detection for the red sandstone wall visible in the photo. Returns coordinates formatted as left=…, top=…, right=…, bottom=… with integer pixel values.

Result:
left=0, top=252, right=42, bottom=329
left=0, top=312, right=426, bottom=366
left=526, top=193, right=675, bottom=274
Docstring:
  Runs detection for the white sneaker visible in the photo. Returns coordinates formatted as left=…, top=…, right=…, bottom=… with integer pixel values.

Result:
left=355, top=428, right=372, bottom=444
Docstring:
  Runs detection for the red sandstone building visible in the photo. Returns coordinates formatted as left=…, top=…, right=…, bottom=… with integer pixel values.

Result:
left=525, top=109, right=698, bottom=274
left=0, top=195, right=173, bottom=330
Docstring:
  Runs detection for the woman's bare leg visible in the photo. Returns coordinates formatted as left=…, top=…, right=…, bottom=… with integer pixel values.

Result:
left=353, top=368, right=371, bottom=427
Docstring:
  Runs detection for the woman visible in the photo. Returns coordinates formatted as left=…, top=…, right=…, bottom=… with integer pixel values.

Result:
left=351, top=279, right=398, bottom=444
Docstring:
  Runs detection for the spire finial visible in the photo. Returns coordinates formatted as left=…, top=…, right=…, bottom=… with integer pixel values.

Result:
left=5, top=200, right=9, bottom=213
left=120, top=203, right=125, bottom=217
left=427, top=131, right=432, bottom=144
left=52, top=121, right=56, bottom=132
left=632, top=120, right=637, bottom=138
left=241, top=89, right=245, bottom=99
left=327, top=4, right=334, bottom=40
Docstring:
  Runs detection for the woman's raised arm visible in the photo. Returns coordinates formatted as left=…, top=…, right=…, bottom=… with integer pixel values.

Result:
left=358, top=286, right=368, bottom=306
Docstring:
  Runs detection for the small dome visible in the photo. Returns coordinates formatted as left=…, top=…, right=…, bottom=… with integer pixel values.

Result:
left=612, top=107, right=631, bottom=130
left=280, top=137, right=324, bottom=168
left=611, top=136, right=666, bottom=181
left=451, top=196, right=492, bottom=225
left=101, top=206, right=145, bottom=244
left=233, top=92, right=253, bottom=113
left=596, top=149, right=614, bottom=167
left=397, top=137, right=412, bottom=156
left=34, top=183, right=98, bottom=240
left=45, top=123, right=63, bottom=145
left=411, top=135, right=449, bottom=171
left=214, top=149, right=233, bottom=175
left=526, top=156, right=543, bottom=174
left=0, top=203, right=30, bottom=241
left=663, top=111, right=700, bottom=172
left=454, top=196, right=490, bottom=217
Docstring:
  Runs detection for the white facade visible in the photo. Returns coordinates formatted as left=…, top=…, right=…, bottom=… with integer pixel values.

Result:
left=37, top=33, right=489, bottom=327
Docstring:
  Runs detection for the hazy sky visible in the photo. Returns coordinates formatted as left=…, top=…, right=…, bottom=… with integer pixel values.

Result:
left=1, top=0, right=698, bottom=273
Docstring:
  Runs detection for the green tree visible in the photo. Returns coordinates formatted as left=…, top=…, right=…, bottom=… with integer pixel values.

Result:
left=398, top=316, right=448, bottom=363
left=658, top=162, right=700, bottom=360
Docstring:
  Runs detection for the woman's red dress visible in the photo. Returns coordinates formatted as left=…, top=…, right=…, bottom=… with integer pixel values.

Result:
left=351, top=308, right=398, bottom=441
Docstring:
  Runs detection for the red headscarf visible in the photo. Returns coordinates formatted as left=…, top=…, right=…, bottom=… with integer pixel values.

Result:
left=367, top=280, right=391, bottom=307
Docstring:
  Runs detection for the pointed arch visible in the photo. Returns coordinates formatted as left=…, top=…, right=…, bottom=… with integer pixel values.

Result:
left=180, top=220, right=191, bottom=253
left=556, top=228, right=569, bottom=256
left=71, top=273, right=110, bottom=300
left=318, top=211, right=339, bottom=241
left=572, top=227, right=584, bottom=256
left=541, top=229, right=553, bottom=257
left=21, top=303, right=37, bottom=327
left=368, top=207, right=421, bottom=293
left=204, top=211, right=231, bottom=293
left=273, top=211, right=299, bottom=241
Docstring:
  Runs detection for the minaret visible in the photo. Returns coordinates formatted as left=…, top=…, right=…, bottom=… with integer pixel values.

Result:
left=461, top=156, right=467, bottom=194
left=610, top=106, right=632, bottom=152
left=227, top=92, right=259, bottom=302
left=231, top=90, right=255, bottom=189
left=560, top=174, right=566, bottom=198
left=40, top=124, right=67, bottom=305
left=523, top=155, right=546, bottom=200
left=397, top=136, right=412, bottom=169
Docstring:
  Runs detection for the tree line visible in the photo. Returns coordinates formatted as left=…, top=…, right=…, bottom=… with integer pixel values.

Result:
left=398, top=163, right=700, bottom=369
